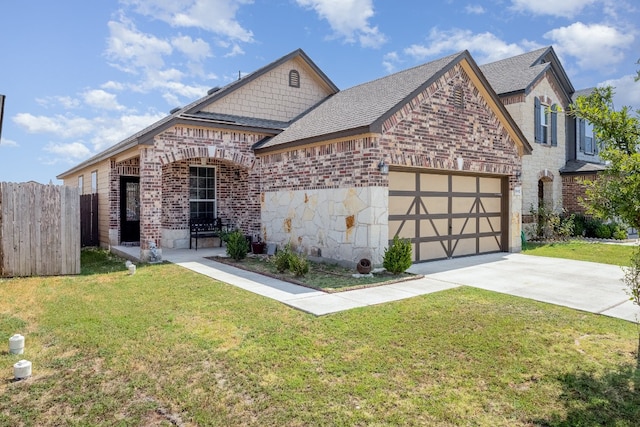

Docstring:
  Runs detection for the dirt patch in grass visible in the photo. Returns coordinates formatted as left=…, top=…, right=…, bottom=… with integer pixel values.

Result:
left=208, top=255, right=421, bottom=292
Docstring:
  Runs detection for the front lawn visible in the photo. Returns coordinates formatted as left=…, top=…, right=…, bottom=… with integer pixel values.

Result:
left=1, top=249, right=639, bottom=425
left=523, top=240, right=636, bottom=266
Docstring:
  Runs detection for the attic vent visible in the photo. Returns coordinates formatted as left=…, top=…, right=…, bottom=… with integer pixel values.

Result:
left=289, top=69, right=300, bottom=88
left=207, top=86, right=221, bottom=95
left=452, top=85, right=464, bottom=110
left=169, top=107, right=181, bottom=114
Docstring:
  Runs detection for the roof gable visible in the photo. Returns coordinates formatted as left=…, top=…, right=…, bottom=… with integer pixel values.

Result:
left=257, top=51, right=531, bottom=156
left=58, top=49, right=338, bottom=179
left=480, top=46, right=574, bottom=99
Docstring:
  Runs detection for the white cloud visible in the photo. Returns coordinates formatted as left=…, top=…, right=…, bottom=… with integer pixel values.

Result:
left=89, top=112, right=166, bottom=151
left=43, top=142, right=92, bottom=161
left=82, top=89, right=126, bottom=111
left=36, top=96, right=81, bottom=109
left=105, top=17, right=173, bottom=73
left=599, top=74, right=640, bottom=110
left=465, top=4, right=485, bottom=14
left=122, top=0, right=254, bottom=42
left=295, top=0, right=387, bottom=48
left=382, top=51, right=401, bottom=73
left=544, top=22, right=635, bottom=72
left=510, top=0, right=598, bottom=18
left=172, top=35, right=212, bottom=61
left=101, top=81, right=125, bottom=91
left=404, top=28, right=540, bottom=64
left=224, top=44, right=245, bottom=57
left=13, top=113, right=94, bottom=138
left=0, top=138, right=19, bottom=147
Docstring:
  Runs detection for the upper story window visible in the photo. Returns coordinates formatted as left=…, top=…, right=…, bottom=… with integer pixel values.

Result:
left=578, top=118, right=597, bottom=155
left=534, top=98, right=558, bottom=146
left=289, top=70, right=300, bottom=88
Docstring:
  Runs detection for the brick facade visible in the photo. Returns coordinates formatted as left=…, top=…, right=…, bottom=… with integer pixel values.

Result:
left=380, top=64, right=522, bottom=186
left=562, top=173, right=596, bottom=214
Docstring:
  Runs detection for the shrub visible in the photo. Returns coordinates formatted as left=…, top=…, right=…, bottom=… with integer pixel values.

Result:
left=225, top=230, right=249, bottom=261
left=570, top=214, right=587, bottom=237
left=273, top=243, right=293, bottom=273
left=594, top=223, right=612, bottom=239
left=611, top=222, right=628, bottom=240
left=289, top=253, right=309, bottom=277
left=383, top=236, right=412, bottom=274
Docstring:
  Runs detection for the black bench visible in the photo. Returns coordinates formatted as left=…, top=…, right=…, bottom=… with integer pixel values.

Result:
left=189, top=217, right=225, bottom=250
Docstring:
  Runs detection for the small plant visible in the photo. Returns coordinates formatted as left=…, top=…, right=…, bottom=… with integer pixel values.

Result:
left=271, top=243, right=309, bottom=277
left=273, top=243, right=293, bottom=273
left=383, top=235, right=412, bottom=274
left=530, top=205, right=573, bottom=240
left=225, top=230, right=249, bottom=261
left=594, top=223, right=612, bottom=239
left=289, top=252, right=309, bottom=277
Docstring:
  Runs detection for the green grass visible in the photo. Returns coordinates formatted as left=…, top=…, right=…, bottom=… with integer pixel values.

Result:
left=212, top=255, right=416, bottom=292
left=523, top=240, right=636, bottom=266
left=1, top=248, right=639, bottom=426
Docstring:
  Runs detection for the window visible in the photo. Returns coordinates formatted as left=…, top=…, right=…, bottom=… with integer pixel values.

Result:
left=534, top=98, right=557, bottom=145
left=289, top=69, right=300, bottom=88
left=578, top=118, right=596, bottom=154
left=78, top=175, right=83, bottom=195
left=91, top=170, right=98, bottom=193
left=189, top=166, right=216, bottom=219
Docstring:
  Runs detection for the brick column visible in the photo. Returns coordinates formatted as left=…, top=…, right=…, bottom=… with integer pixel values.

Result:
left=139, top=147, right=163, bottom=262
left=108, top=159, right=120, bottom=246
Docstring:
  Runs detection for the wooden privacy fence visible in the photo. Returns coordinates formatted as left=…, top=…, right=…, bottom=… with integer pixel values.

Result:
left=0, top=182, right=80, bottom=277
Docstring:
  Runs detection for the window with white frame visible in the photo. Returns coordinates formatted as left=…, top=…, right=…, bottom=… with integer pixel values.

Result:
left=189, top=166, right=216, bottom=218
left=534, top=98, right=558, bottom=146
left=78, top=175, right=83, bottom=195
left=91, top=170, right=98, bottom=193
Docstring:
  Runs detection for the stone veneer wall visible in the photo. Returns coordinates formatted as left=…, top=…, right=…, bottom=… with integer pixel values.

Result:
left=262, top=187, right=388, bottom=264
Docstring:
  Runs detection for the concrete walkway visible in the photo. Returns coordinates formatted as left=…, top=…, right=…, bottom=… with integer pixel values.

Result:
left=116, top=246, right=640, bottom=322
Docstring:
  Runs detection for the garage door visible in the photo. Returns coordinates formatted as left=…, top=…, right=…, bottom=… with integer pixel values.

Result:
left=389, top=170, right=507, bottom=262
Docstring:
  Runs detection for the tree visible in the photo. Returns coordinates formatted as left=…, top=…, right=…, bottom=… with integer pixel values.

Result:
left=571, top=86, right=640, bottom=364
left=569, top=86, right=640, bottom=230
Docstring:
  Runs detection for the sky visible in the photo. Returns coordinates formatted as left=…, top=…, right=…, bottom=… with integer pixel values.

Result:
left=1, top=0, right=639, bottom=184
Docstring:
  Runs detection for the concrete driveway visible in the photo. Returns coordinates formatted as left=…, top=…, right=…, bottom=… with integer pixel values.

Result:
left=408, top=252, right=639, bottom=323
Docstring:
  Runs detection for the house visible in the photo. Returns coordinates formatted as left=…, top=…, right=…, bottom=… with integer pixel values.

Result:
left=481, top=48, right=609, bottom=229
left=560, top=87, right=607, bottom=215
left=58, top=48, right=531, bottom=264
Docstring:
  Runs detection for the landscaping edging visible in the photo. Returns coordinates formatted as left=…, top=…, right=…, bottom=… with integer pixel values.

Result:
left=207, top=256, right=424, bottom=293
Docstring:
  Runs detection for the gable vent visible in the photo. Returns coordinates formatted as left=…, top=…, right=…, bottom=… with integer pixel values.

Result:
left=452, top=85, right=464, bottom=110
left=289, top=69, right=300, bottom=88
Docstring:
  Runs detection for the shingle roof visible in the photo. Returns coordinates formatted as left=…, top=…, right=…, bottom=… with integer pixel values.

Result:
left=181, top=112, right=289, bottom=131
left=560, top=159, right=607, bottom=174
left=258, top=52, right=464, bottom=149
left=480, top=47, right=550, bottom=95
left=573, top=87, right=596, bottom=100
left=480, top=46, right=574, bottom=99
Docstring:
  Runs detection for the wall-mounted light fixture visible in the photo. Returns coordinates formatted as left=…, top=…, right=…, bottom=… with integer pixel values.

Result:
left=456, top=157, right=464, bottom=171
left=378, top=159, right=389, bottom=175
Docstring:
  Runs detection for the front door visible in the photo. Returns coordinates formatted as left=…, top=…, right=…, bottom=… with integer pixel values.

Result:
left=120, top=176, right=140, bottom=243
